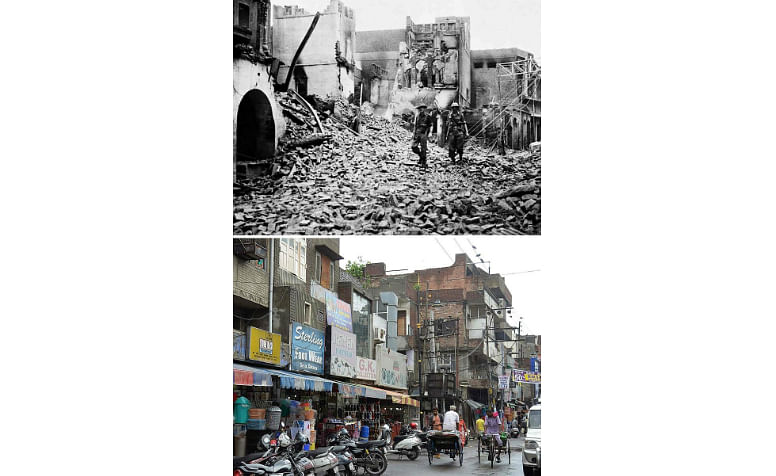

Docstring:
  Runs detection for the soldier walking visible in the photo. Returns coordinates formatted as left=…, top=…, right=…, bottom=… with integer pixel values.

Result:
left=412, top=104, right=433, bottom=168
left=446, top=102, right=468, bottom=164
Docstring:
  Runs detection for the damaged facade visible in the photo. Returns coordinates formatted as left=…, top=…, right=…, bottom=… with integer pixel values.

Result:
left=234, top=0, right=286, bottom=169
left=355, top=15, right=472, bottom=119
left=272, top=0, right=356, bottom=99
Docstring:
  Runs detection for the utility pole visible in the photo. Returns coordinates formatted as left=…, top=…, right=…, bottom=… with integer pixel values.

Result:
left=415, top=278, right=423, bottom=427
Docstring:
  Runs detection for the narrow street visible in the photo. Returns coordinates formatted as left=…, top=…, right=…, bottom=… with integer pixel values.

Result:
left=382, top=435, right=528, bottom=476
left=234, top=95, right=540, bottom=235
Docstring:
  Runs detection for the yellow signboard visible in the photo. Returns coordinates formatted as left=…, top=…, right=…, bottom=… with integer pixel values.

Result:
left=248, top=326, right=281, bottom=365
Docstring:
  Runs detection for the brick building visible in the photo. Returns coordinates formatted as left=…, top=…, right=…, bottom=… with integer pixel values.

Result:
left=365, top=253, right=518, bottom=422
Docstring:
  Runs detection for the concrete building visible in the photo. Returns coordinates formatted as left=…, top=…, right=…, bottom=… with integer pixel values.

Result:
left=365, top=253, right=516, bottom=424
left=338, top=269, right=377, bottom=360
left=355, top=15, right=472, bottom=118
left=272, top=0, right=356, bottom=98
left=233, top=238, right=344, bottom=364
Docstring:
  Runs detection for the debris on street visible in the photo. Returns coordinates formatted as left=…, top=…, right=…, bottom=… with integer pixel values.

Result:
left=234, top=92, right=540, bottom=235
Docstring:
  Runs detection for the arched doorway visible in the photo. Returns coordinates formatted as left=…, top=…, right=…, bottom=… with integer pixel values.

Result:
left=235, top=89, right=276, bottom=161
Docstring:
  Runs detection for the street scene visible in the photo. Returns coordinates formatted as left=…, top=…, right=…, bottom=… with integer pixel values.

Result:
left=233, top=236, right=541, bottom=475
left=233, top=0, right=541, bottom=234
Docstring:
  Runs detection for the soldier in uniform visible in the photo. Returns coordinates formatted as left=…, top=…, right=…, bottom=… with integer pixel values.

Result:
left=412, top=104, right=433, bottom=168
left=446, top=102, right=469, bottom=164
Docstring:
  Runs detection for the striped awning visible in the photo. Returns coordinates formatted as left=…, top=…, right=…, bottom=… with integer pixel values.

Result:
left=336, top=382, right=387, bottom=399
left=233, top=364, right=273, bottom=387
left=267, top=368, right=334, bottom=392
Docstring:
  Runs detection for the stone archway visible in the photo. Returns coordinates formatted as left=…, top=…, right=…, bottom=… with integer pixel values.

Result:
left=235, top=89, right=276, bottom=161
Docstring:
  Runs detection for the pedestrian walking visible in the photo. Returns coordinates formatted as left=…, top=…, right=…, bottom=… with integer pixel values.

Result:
left=411, top=103, right=433, bottom=168
left=446, top=102, right=468, bottom=164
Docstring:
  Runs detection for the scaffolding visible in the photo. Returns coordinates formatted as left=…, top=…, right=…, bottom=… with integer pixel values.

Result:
left=493, top=58, right=541, bottom=152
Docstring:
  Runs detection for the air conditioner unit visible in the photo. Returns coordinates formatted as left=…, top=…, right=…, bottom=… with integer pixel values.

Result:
left=373, top=327, right=386, bottom=342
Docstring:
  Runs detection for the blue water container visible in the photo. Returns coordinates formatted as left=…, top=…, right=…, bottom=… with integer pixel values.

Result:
left=360, top=426, right=369, bottom=439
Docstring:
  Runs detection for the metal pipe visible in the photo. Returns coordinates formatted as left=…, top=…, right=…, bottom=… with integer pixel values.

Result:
left=268, top=239, right=275, bottom=333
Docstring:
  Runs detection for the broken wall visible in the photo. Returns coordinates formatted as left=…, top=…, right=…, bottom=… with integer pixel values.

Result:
left=272, top=0, right=356, bottom=98
left=233, top=57, right=286, bottom=165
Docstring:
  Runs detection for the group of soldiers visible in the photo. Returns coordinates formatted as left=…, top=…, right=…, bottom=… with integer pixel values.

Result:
left=411, top=102, right=469, bottom=168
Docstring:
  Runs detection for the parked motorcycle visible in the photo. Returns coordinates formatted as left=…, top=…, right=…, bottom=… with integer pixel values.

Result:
left=379, top=424, right=422, bottom=460
left=327, top=428, right=388, bottom=475
left=237, top=432, right=315, bottom=476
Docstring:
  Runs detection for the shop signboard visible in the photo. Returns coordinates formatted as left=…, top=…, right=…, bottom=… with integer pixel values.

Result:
left=233, top=330, right=246, bottom=360
left=512, top=369, right=541, bottom=383
left=498, top=375, right=509, bottom=389
left=332, top=299, right=352, bottom=332
left=327, top=326, right=357, bottom=378
left=375, top=346, right=408, bottom=390
left=248, top=326, right=281, bottom=365
left=290, top=323, right=325, bottom=375
left=311, top=283, right=353, bottom=332
left=356, top=357, right=377, bottom=381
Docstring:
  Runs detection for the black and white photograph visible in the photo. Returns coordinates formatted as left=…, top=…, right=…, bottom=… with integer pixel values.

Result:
left=233, top=0, right=541, bottom=235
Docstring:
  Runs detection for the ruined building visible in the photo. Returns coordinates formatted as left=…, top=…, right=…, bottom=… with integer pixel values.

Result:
left=272, top=0, right=356, bottom=99
left=471, top=48, right=533, bottom=109
left=355, top=15, right=472, bottom=117
left=233, top=0, right=285, bottom=168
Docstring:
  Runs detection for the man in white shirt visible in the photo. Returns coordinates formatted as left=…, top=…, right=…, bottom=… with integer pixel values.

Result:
left=442, top=405, right=460, bottom=432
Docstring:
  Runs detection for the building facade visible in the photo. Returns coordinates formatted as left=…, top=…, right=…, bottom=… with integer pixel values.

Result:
left=272, top=0, right=356, bottom=98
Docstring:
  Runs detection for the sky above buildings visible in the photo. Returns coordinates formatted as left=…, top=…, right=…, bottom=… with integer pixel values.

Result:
left=340, top=236, right=543, bottom=335
left=272, top=0, right=541, bottom=59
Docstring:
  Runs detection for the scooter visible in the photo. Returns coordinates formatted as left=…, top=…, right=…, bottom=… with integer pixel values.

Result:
left=379, top=424, right=422, bottom=460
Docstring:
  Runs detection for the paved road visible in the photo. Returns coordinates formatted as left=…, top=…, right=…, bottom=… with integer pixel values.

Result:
left=382, top=436, right=528, bottom=476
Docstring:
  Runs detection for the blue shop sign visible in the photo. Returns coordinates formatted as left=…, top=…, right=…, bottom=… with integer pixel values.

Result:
left=290, top=323, right=325, bottom=375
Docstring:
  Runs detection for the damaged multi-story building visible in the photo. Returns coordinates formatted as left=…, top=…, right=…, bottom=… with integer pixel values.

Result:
left=470, top=47, right=541, bottom=150
left=272, top=0, right=356, bottom=99
left=355, top=15, right=472, bottom=119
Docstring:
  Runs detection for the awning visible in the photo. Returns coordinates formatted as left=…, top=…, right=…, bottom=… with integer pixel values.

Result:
left=233, top=363, right=273, bottom=387
left=265, top=368, right=334, bottom=392
left=334, top=381, right=386, bottom=399
left=383, top=389, right=420, bottom=407
left=465, top=399, right=486, bottom=410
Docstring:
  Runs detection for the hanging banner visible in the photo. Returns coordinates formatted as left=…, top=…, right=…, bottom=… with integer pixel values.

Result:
left=356, top=357, right=377, bottom=381
left=290, top=323, right=325, bottom=375
left=248, top=326, right=281, bottom=365
left=512, top=369, right=541, bottom=383
left=327, top=326, right=357, bottom=378
left=498, top=375, right=509, bottom=389
left=375, top=346, right=408, bottom=390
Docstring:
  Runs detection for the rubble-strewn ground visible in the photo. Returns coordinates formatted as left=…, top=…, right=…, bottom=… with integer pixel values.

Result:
left=234, top=93, right=540, bottom=235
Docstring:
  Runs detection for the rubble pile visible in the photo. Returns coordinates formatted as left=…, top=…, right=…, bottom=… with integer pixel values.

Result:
left=234, top=93, right=540, bottom=235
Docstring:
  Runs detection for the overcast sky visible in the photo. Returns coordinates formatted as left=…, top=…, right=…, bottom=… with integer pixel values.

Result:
left=272, top=0, right=541, bottom=58
left=340, top=236, right=543, bottom=335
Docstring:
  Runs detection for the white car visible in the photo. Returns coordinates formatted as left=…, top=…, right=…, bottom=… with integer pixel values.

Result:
left=522, top=404, right=541, bottom=475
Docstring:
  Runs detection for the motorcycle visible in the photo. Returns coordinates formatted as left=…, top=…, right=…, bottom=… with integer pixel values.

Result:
left=327, top=428, right=388, bottom=476
left=237, top=432, right=315, bottom=476
left=379, top=424, right=422, bottom=460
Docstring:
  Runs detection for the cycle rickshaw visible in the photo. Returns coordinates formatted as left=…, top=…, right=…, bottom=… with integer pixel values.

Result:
left=477, top=431, right=511, bottom=468
left=426, top=430, right=463, bottom=466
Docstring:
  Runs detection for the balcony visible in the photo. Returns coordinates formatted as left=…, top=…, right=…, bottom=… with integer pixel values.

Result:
left=234, top=239, right=267, bottom=261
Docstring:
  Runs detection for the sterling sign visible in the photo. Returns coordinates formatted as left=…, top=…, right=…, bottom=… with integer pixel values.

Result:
left=290, top=324, right=325, bottom=375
